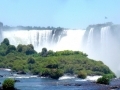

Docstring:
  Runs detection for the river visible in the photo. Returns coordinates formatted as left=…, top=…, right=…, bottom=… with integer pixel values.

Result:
left=0, top=69, right=119, bottom=90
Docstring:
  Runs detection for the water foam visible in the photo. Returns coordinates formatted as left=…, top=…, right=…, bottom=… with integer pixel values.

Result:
left=2, top=29, right=85, bottom=52
left=54, top=29, right=85, bottom=51
left=59, top=74, right=76, bottom=80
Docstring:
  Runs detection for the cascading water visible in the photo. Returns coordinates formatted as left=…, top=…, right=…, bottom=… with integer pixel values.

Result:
left=100, top=26, right=120, bottom=76
left=54, top=30, right=85, bottom=51
left=1, top=23, right=120, bottom=76
left=85, top=28, right=94, bottom=57
left=84, top=25, right=120, bottom=76
left=2, top=30, right=54, bottom=52
left=2, top=29, right=85, bottom=52
left=100, top=26, right=111, bottom=60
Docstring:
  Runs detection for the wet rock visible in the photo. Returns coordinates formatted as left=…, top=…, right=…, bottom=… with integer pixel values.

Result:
left=110, top=86, right=120, bottom=89
left=64, top=83, right=72, bottom=86
left=0, top=86, right=19, bottom=90
left=14, top=80, right=20, bottom=82
left=0, top=75, right=3, bottom=77
left=74, top=83, right=81, bottom=86
left=17, top=71, right=26, bottom=74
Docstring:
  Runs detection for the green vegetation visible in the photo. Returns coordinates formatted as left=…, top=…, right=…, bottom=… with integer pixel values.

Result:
left=77, top=71, right=87, bottom=79
left=2, top=23, right=64, bottom=30
left=2, top=78, right=15, bottom=90
left=97, top=76, right=110, bottom=85
left=0, top=38, right=115, bottom=79
left=97, top=74, right=116, bottom=85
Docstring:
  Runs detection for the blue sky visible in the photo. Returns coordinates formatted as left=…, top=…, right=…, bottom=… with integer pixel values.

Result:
left=0, top=0, right=120, bottom=29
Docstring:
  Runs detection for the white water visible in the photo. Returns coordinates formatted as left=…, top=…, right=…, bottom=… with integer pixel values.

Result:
left=8, top=74, right=38, bottom=78
left=100, top=27, right=120, bottom=76
left=2, top=29, right=85, bottom=52
left=2, top=30, right=53, bottom=52
left=59, top=75, right=101, bottom=81
left=59, top=75, right=76, bottom=80
left=101, top=26, right=111, bottom=58
left=85, top=26, right=120, bottom=76
left=86, top=76, right=102, bottom=81
left=85, top=28, right=94, bottom=58
left=54, top=30, right=85, bottom=51
left=0, top=68, right=11, bottom=71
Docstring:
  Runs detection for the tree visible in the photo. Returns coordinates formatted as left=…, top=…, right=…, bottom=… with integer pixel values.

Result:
left=1, top=38, right=10, bottom=46
left=17, top=44, right=36, bottom=55
left=28, top=44, right=34, bottom=50
left=0, top=50, right=6, bottom=56
left=27, top=57, right=35, bottom=64
left=6, top=45, right=16, bottom=54
left=41, top=47, right=47, bottom=57
left=17, top=44, right=23, bottom=52
left=25, top=46, right=35, bottom=55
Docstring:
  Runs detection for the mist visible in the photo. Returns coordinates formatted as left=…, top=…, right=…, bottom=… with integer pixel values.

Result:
left=82, top=23, right=120, bottom=77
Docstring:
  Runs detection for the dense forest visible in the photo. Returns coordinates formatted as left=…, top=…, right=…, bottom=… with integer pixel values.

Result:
left=0, top=38, right=115, bottom=79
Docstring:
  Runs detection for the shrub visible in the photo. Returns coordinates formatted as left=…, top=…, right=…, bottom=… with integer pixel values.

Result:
left=103, top=74, right=116, bottom=79
left=97, top=75, right=110, bottom=85
left=50, top=69, right=63, bottom=79
left=97, top=74, right=115, bottom=85
left=41, top=68, right=51, bottom=77
left=77, top=71, right=87, bottom=79
left=2, top=78, right=15, bottom=90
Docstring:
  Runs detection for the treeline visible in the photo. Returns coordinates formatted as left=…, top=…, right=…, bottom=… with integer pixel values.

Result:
left=0, top=22, right=64, bottom=30
left=3, top=25, right=64, bottom=30
left=0, top=38, right=115, bottom=79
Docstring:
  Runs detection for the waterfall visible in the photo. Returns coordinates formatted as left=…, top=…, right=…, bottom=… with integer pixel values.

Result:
left=84, top=25, right=120, bottom=77
left=100, top=26, right=120, bottom=75
left=2, top=30, right=54, bottom=52
left=100, top=26, right=111, bottom=58
left=2, top=29, right=85, bottom=52
left=54, top=30, right=85, bottom=51
left=85, top=28, right=94, bottom=55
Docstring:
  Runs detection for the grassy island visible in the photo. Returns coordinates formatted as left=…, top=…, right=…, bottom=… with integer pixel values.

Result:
left=0, top=38, right=115, bottom=79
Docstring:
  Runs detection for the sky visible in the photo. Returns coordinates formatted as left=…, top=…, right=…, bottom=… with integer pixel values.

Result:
left=0, top=0, right=120, bottom=29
